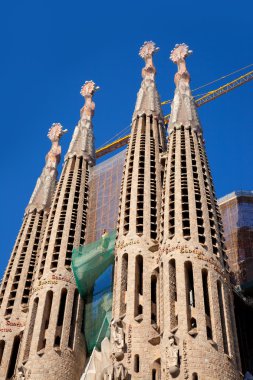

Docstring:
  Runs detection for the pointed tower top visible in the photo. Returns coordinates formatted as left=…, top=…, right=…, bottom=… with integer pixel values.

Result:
left=26, top=123, right=67, bottom=213
left=65, top=81, right=98, bottom=164
left=47, top=122, right=67, bottom=144
left=133, top=41, right=163, bottom=120
left=168, top=43, right=201, bottom=132
left=139, top=41, right=159, bottom=80
left=80, top=80, right=100, bottom=120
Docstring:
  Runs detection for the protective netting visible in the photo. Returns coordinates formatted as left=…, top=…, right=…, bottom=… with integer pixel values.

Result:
left=85, top=149, right=126, bottom=244
left=72, top=230, right=116, bottom=354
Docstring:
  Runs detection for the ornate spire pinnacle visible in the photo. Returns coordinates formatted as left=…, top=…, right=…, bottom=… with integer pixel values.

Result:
left=139, top=41, right=159, bottom=80
left=26, top=123, right=67, bottom=213
left=65, top=81, right=99, bottom=164
left=168, top=43, right=201, bottom=132
left=133, top=41, right=163, bottom=120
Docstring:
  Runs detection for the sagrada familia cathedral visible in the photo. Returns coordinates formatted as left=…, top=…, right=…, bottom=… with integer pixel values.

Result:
left=0, top=42, right=244, bottom=379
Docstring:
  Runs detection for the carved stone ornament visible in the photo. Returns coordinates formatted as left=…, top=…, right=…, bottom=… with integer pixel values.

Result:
left=168, top=43, right=201, bottom=133
left=26, top=123, right=67, bottom=213
left=103, top=363, right=128, bottom=380
left=133, top=41, right=163, bottom=120
left=111, top=318, right=125, bottom=360
left=80, top=80, right=100, bottom=119
left=65, top=81, right=98, bottom=164
left=166, top=334, right=180, bottom=377
left=15, top=366, right=31, bottom=380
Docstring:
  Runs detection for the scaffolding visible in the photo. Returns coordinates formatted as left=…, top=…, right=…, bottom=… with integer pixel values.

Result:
left=219, top=191, right=253, bottom=291
left=85, top=149, right=126, bottom=244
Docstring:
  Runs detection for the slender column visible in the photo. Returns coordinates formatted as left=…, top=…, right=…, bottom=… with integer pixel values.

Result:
left=0, top=124, right=66, bottom=380
left=111, top=42, right=166, bottom=379
left=18, top=82, right=99, bottom=380
left=160, top=44, right=241, bottom=380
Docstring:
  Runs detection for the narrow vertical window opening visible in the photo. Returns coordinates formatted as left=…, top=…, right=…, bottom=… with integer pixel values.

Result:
left=23, top=297, right=39, bottom=362
left=217, top=280, right=229, bottom=354
left=57, top=288, right=67, bottom=327
left=37, top=291, right=53, bottom=352
left=134, top=255, right=143, bottom=319
left=120, top=253, right=128, bottom=315
left=0, top=340, right=5, bottom=366
left=7, top=335, right=21, bottom=379
left=134, top=354, right=140, bottom=372
left=169, top=259, right=178, bottom=331
left=202, top=270, right=213, bottom=340
left=68, top=289, right=79, bottom=349
left=151, top=273, right=157, bottom=324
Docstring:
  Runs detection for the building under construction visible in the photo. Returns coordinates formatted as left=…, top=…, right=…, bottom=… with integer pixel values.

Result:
left=0, top=41, right=252, bottom=380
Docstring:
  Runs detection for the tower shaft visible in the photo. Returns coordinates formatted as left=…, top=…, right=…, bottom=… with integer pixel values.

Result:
left=159, top=44, right=241, bottom=380
left=17, top=82, right=98, bottom=380
left=0, top=123, right=66, bottom=380
left=111, top=42, right=166, bottom=379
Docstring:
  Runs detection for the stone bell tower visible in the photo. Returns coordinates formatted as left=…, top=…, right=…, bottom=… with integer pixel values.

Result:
left=17, top=81, right=99, bottom=380
left=0, top=123, right=66, bottom=379
left=159, top=44, right=242, bottom=379
left=111, top=41, right=166, bottom=379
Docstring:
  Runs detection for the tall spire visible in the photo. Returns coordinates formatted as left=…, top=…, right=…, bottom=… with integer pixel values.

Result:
left=65, top=80, right=99, bottom=165
left=159, top=44, right=241, bottom=379
left=169, top=43, right=201, bottom=132
left=26, top=123, right=67, bottom=213
left=133, top=41, right=163, bottom=120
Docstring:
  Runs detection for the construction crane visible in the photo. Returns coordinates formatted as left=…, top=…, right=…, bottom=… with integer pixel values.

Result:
left=96, top=69, right=253, bottom=159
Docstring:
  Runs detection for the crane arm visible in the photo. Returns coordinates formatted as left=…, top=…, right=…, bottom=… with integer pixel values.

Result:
left=96, top=70, right=253, bottom=159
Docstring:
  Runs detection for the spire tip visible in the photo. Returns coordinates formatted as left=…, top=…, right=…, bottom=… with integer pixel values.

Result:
left=47, top=123, right=67, bottom=142
left=80, top=81, right=100, bottom=98
left=170, top=43, right=192, bottom=64
left=139, top=41, right=159, bottom=60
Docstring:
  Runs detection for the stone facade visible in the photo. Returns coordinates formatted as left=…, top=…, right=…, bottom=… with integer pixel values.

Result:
left=0, top=43, right=243, bottom=380
left=111, top=43, right=242, bottom=379
left=0, top=123, right=66, bottom=380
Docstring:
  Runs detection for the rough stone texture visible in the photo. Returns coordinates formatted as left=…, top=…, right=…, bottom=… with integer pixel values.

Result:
left=112, top=41, right=167, bottom=379
left=15, top=82, right=99, bottom=380
left=0, top=124, right=66, bottom=380
left=0, top=44, right=244, bottom=380
left=111, top=43, right=242, bottom=379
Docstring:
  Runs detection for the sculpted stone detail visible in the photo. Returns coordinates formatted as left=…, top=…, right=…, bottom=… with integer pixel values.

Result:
left=16, top=366, right=31, bottom=380
left=111, top=318, right=125, bottom=360
left=66, top=80, right=99, bottom=164
left=166, top=335, right=180, bottom=377
left=133, top=41, right=163, bottom=120
left=26, top=123, right=67, bottom=213
left=103, top=363, right=128, bottom=380
left=127, top=324, right=132, bottom=364
left=182, top=340, right=189, bottom=379
left=169, top=43, right=201, bottom=132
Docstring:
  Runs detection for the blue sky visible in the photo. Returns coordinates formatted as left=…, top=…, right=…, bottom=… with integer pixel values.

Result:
left=0, top=0, right=252, bottom=277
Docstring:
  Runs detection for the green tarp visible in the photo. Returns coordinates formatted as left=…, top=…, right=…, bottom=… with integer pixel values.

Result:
left=72, top=230, right=116, bottom=354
